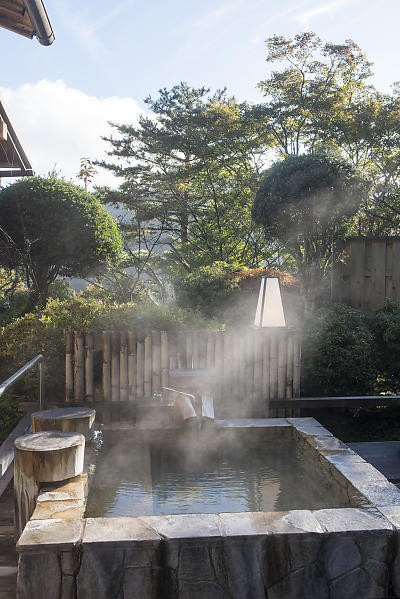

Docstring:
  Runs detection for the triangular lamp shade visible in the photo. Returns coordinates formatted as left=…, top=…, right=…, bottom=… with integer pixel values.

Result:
left=254, top=277, right=286, bottom=327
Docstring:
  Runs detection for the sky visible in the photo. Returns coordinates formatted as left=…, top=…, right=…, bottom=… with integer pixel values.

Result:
left=1, top=0, right=399, bottom=186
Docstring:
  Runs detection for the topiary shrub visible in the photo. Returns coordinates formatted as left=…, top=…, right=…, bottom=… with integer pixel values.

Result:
left=301, top=303, right=376, bottom=396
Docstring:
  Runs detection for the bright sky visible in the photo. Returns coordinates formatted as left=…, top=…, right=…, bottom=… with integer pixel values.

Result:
left=1, top=0, right=399, bottom=186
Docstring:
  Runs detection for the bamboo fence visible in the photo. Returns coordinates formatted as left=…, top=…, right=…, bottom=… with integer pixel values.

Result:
left=65, top=328, right=300, bottom=417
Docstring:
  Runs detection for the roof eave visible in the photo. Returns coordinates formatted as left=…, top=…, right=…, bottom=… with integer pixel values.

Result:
left=22, top=0, right=54, bottom=45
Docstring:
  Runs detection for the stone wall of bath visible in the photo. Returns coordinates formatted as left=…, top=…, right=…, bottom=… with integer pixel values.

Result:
left=16, top=509, right=400, bottom=599
left=16, top=418, right=400, bottom=599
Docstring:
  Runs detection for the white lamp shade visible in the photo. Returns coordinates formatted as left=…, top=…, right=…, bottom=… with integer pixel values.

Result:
left=254, top=277, right=286, bottom=327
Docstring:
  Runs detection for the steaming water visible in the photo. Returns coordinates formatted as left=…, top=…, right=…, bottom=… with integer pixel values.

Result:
left=85, top=429, right=358, bottom=518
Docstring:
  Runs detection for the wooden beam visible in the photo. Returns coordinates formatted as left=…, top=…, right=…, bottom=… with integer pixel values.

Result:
left=270, top=396, right=400, bottom=409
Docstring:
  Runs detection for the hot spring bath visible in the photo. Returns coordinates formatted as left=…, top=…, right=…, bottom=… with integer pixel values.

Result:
left=16, top=418, right=400, bottom=599
left=85, top=426, right=364, bottom=518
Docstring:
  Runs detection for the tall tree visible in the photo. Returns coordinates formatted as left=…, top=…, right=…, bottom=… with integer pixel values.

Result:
left=256, top=33, right=374, bottom=156
left=252, top=154, right=370, bottom=302
left=97, top=83, right=274, bottom=272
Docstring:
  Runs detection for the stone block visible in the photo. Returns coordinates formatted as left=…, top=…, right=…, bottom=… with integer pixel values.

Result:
left=123, top=566, right=161, bottom=599
left=288, top=417, right=333, bottom=437
left=17, top=550, right=61, bottom=599
left=17, top=518, right=84, bottom=552
left=215, top=418, right=290, bottom=428
left=322, top=536, right=362, bottom=579
left=31, top=499, right=85, bottom=520
left=329, top=567, right=386, bottom=599
left=38, top=474, right=88, bottom=502
left=313, top=508, right=393, bottom=532
left=178, top=580, right=230, bottom=598
left=265, top=510, right=324, bottom=534
left=83, top=517, right=160, bottom=545
left=266, top=563, right=329, bottom=599
left=218, top=512, right=269, bottom=536
left=77, top=546, right=124, bottom=599
left=143, top=513, right=221, bottom=539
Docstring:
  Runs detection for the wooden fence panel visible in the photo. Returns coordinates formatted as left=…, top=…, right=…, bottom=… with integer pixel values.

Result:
left=332, top=238, right=400, bottom=310
left=67, top=328, right=300, bottom=417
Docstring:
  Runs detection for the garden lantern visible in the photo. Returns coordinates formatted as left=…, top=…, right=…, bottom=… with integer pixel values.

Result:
left=254, top=277, right=286, bottom=327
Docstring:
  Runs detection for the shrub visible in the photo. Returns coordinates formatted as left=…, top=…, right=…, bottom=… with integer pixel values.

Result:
left=175, top=261, right=298, bottom=322
left=371, top=299, right=400, bottom=393
left=0, top=294, right=218, bottom=402
left=301, top=303, right=376, bottom=396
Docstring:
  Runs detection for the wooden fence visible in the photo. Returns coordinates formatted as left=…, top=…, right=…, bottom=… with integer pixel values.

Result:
left=332, top=237, right=400, bottom=310
left=66, top=328, right=300, bottom=417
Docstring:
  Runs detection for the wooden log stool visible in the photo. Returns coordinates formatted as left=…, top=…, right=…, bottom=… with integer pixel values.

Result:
left=14, top=431, right=85, bottom=537
left=31, top=407, right=96, bottom=440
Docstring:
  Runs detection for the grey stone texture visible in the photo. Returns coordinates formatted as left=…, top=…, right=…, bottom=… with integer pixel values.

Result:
left=16, top=418, right=400, bottom=598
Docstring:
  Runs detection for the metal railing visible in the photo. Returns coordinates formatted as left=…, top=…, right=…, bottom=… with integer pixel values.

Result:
left=0, top=354, right=45, bottom=410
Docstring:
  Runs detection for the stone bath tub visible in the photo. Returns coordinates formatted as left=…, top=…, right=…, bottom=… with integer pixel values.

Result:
left=16, top=418, right=400, bottom=598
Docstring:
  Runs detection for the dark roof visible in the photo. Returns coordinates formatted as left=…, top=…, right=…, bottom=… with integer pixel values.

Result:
left=0, top=100, right=33, bottom=177
left=0, top=0, right=54, bottom=45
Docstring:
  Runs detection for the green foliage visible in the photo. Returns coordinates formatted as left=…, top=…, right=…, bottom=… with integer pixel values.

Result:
left=371, top=300, right=400, bottom=393
left=301, top=303, right=376, bottom=396
left=0, top=176, right=124, bottom=312
left=0, top=294, right=218, bottom=401
left=257, top=33, right=373, bottom=157
left=175, top=262, right=242, bottom=317
left=0, top=396, right=22, bottom=444
left=252, top=154, right=370, bottom=300
left=98, top=83, right=273, bottom=271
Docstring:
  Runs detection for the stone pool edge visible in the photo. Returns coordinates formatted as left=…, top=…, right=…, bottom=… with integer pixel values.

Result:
left=15, top=417, right=400, bottom=598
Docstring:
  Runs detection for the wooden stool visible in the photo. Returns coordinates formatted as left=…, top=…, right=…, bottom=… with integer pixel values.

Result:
left=31, top=407, right=96, bottom=440
left=14, top=431, right=85, bottom=537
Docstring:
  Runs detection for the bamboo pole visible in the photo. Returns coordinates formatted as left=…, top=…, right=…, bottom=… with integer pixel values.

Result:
left=144, top=332, right=152, bottom=397
left=136, top=337, right=144, bottom=399
left=213, top=331, right=223, bottom=402
left=73, top=332, right=84, bottom=402
left=152, top=330, right=161, bottom=394
left=102, top=331, right=111, bottom=401
left=193, top=331, right=200, bottom=369
left=161, top=331, right=169, bottom=389
left=186, top=332, right=193, bottom=369
left=168, top=334, right=177, bottom=371
left=199, top=331, right=207, bottom=369
left=84, top=332, right=94, bottom=402
left=119, top=331, right=128, bottom=402
left=111, top=331, right=120, bottom=402
left=65, top=331, right=74, bottom=403
left=177, top=331, right=184, bottom=369
left=206, top=332, right=214, bottom=369
left=128, top=331, right=136, bottom=401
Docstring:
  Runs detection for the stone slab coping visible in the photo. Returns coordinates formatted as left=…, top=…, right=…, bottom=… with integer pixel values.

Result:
left=31, top=407, right=95, bottom=420
left=214, top=419, right=291, bottom=428
left=17, top=507, right=397, bottom=553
